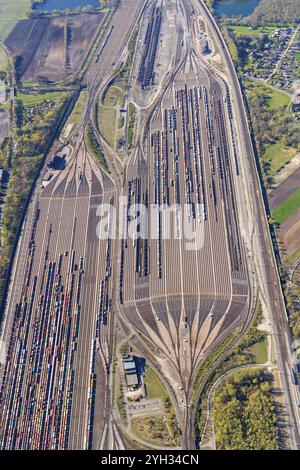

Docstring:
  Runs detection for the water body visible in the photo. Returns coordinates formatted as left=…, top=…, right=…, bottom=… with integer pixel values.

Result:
left=34, top=0, right=100, bottom=11
left=214, top=0, right=261, bottom=17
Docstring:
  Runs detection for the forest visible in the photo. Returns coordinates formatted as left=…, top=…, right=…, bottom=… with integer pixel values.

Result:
left=246, top=0, right=300, bottom=25
left=213, top=369, right=280, bottom=450
left=0, top=95, right=70, bottom=314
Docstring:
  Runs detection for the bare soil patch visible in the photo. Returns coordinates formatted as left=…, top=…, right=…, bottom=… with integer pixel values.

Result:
left=5, top=13, right=102, bottom=82
left=5, top=18, right=51, bottom=78
left=278, top=208, right=300, bottom=256
left=269, top=165, right=300, bottom=210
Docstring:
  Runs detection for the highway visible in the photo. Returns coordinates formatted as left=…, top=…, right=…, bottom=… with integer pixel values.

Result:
left=195, top=0, right=300, bottom=449
left=114, top=0, right=300, bottom=450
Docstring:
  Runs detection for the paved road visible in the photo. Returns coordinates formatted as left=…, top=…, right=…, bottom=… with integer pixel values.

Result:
left=196, top=0, right=300, bottom=449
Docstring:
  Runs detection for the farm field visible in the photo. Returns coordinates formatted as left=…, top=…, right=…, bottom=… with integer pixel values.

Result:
left=286, top=246, right=300, bottom=265
left=5, top=13, right=103, bottom=83
left=0, top=0, right=31, bottom=41
left=67, top=14, right=103, bottom=74
left=279, top=208, right=300, bottom=257
left=5, top=17, right=51, bottom=77
left=272, top=187, right=300, bottom=224
left=269, top=165, right=300, bottom=210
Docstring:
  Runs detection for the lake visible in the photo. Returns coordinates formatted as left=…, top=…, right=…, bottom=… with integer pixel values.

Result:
left=214, top=0, right=261, bottom=17
left=33, top=0, right=100, bottom=11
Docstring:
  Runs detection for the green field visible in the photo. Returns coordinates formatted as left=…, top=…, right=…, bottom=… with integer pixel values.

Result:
left=0, top=0, right=31, bottom=41
left=97, top=83, right=125, bottom=149
left=130, top=414, right=175, bottom=448
left=246, top=79, right=297, bottom=181
left=102, top=85, right=124, bottom=108
left=286, top=246, right=300, bottom=265
left=127, top=102, right=137, bottom=150
left=130, top=366, right=179, bottom=447
left=228, top=25, right=277, bottom=37
left=98, top=105, right=116, bottom=149
left=246, top=336, right=268, bottom=364
left=67, top=89, right=87, bottom=128
left=144, top=366, right=169, bottom=401
left=272, top=187, right=300, bottom=224
left=264, top=88, right=290, bottom=110
left=18, top=91, right=63, bottom=105
left=249, top=80, right=291, bottom=110
left=263, top=140, right=297, bottom=175
left=21, top=81, right=39, bottom=88
left=295, top=52, right=300, bottom=63
left=117, top=114, right=125, bottom=130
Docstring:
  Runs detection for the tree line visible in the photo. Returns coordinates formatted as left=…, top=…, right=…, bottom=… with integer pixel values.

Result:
left=0, top=95, right=69, bottom=314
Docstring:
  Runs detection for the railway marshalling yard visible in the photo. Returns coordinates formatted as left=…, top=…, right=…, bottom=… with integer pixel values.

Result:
left=122, top=56, right=249, bottom=403
left=0, top=0, right=300, bottom=451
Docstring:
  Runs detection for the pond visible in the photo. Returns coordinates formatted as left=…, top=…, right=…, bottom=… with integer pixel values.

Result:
left=214, top=0, right=261, bottom=17
left=33, top=0, right=100, bottom=11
